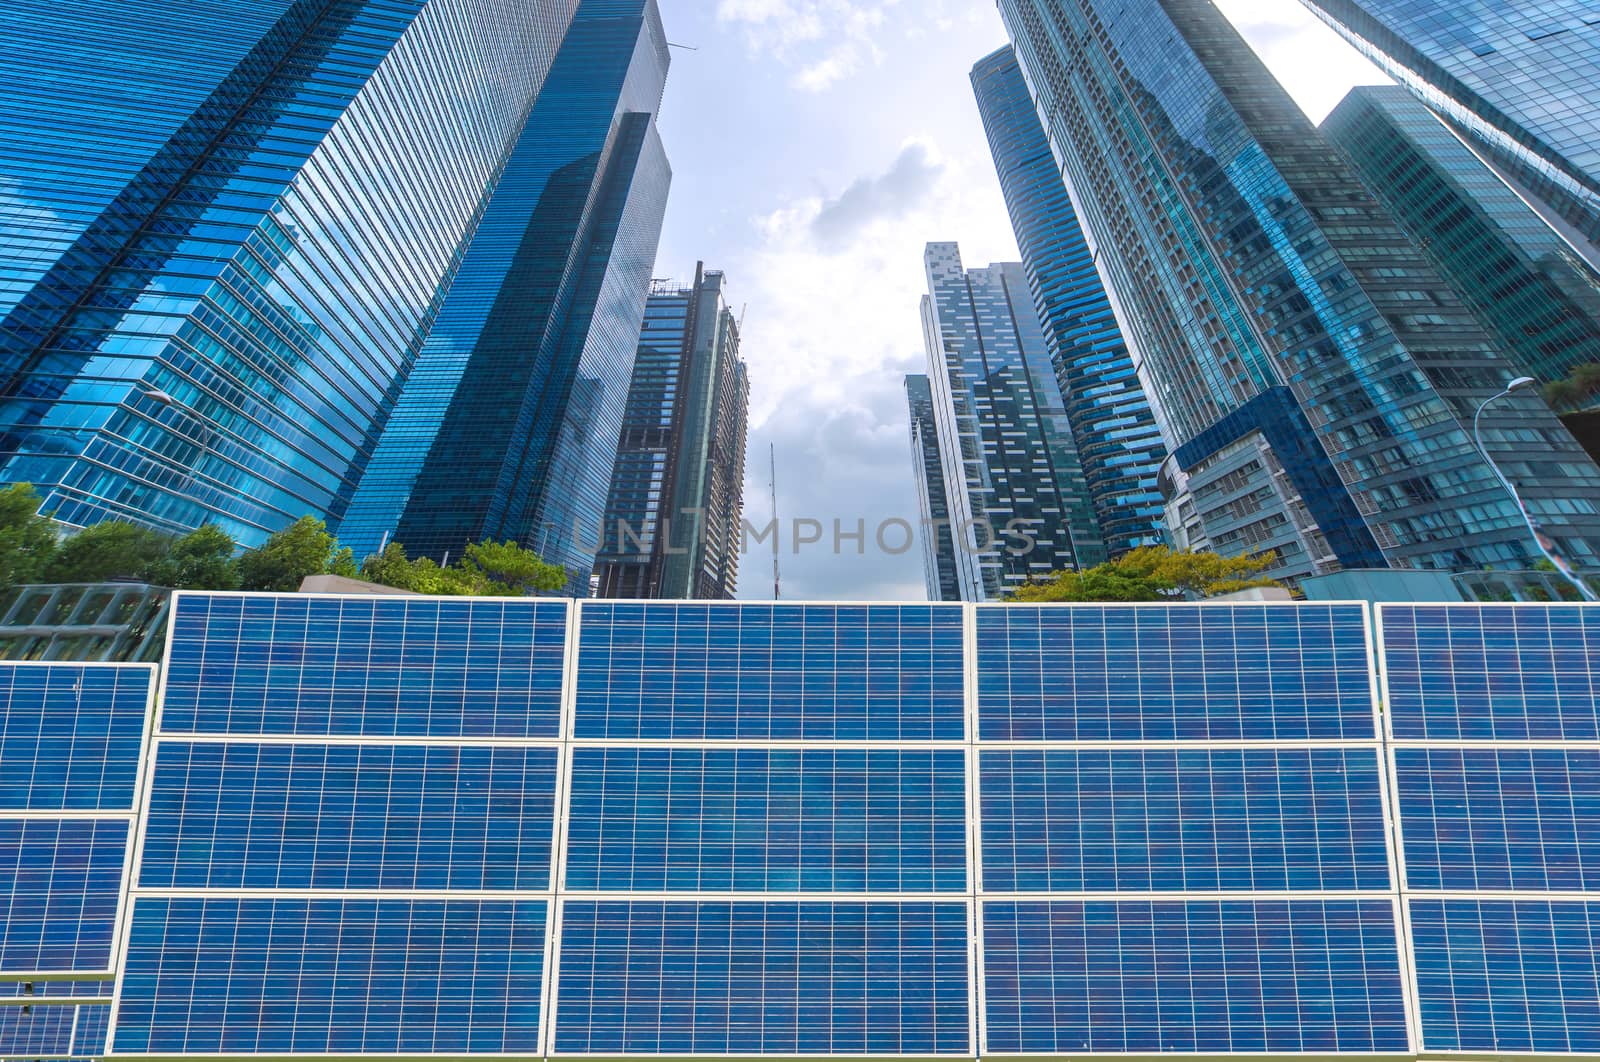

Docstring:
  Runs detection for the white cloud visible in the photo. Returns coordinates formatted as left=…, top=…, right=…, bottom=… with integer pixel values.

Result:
left=1215, top=0, right=1390, bottom=121
left=714, top=0, right=896, bottom=89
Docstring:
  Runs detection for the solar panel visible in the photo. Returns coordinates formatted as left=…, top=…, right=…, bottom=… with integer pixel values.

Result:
left=112, top=897, right=547, bottom=1055
left=1395, top=746, right=1600, bottom=891
left=979, top=748, right=1391, bottom=892
left=138, top=741, right=559, bottom=890
left=160, top=593, right=567, bottom=738
left=553, top=901, right=971, bottom=1055
left=1410, top=899, right=1600, bottom=1053
left=73, top=1002, right=111, bottom=1055
left=0, top=1002, right=78, bottom=1057
left=564, top=747, right=968, bottom=892
left=1380, top=604, right=1600, bottom=740
left=0, top=819, right=129, bottom=974
left=981, top=900, right=1410, bottom=1053
left=574, top=603, right=966, bottom=740
left=0, top=664, right=151, bottom=810
left=977, top=605, right=1375, bottom=740
left=0, top=981, right=112, bottom=999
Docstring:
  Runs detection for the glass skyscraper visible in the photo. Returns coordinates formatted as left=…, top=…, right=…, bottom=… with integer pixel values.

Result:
left=1299, top=0, right=1600, bottom=270
left=340, top=0, right=673, bottom=590
left=997, top=0, right=1600, bottom=581
left=0, top=0, right=583, bottom=546
left=593, top=266, right=749, bottom=600
left=1324, top=86, right=1600, bottom=414
left=971, top=46, right=1167, bottom=559
left=905, top=373, right=962, bottom=602
left=920, top=243, right=1106, bottom=600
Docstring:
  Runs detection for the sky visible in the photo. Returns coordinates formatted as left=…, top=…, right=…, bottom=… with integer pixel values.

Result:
left=648, top=0, right=1389, bottom=601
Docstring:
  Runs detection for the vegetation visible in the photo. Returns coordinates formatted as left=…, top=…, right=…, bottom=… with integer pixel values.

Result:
left=356, top=539, right=567, bottom=596
left=0, top=484, right=63, bottom=589
left=1542, top=363, right=1600, bottom=411
left=1008, top=546, right=1283, bottom=603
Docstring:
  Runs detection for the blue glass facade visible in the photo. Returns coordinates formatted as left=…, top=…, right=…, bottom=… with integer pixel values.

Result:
left=0, top=0, right=582, bottom=546
left=341, top=0, right=673, bottom=592
left=996, top=0, right=1600, bottom=582
left=971, top=46, right=1167, bottom=559
left=905, top=374, right=962, bottom=601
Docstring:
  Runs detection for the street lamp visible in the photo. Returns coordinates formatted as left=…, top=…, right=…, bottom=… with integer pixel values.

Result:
left=1473, top=376, right=1600, bottom=602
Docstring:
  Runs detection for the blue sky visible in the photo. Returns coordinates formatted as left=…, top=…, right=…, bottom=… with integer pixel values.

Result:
left=649, top=0, right=1387, bottom=601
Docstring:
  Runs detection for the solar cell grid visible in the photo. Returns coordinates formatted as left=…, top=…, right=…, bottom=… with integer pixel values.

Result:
left=138, top=741, right=559, bottom=890
left=574, top=603, right=966, bottom=740
left=553, top=901, right=971, bottom=1055
left=160, top=594, right=567, bottom=738
left=981, top=900, right=1410, bottom=1054
left=0, top=1002, right=77, bottom=1057
left=976, top=605, right=1375, bottom=741
left=112, top=897, right=547, bottom=1055
left=73, top=1002, right=110, bottom=1055
left=0, top=819, right=129, bottom=974
left=564, top=747, right=967, bottom=892
left=1381, top=604, right=1600, bottom=740
left=978, top=748, right=1391, bottom=892
left=0, top=665, right=151, bottom=811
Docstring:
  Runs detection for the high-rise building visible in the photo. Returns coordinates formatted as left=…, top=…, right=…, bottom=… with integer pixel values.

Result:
left=340, top=0, right=672, bottom=590
left=905, top=374, right=962, bottom=602
left=593, top=266, right=748, bottom=600
left=0, top=0, right=584, bottom=547
left=1298, top=0, right=1600, bottom=270
left=1324, top=86, right=1600, bottom=414
left=920, top=244, right=1106, bottom=600
left=997, top=0, right=1600, bottom=581
left=970, top=46, right=1167, bottom=559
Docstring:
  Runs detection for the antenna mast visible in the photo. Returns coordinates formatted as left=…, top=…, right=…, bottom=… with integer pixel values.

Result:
left=769, top=444, right=780, bottom=600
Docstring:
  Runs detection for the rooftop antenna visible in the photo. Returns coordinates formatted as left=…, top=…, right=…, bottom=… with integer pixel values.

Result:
left=769, top=443, right=781, bottom=601
left=667, top=42, right=699, bottom=50
left=738, top=303, right=747, bottom=333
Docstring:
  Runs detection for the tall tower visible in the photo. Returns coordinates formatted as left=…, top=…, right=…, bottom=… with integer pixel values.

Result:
left=998, top=0, right=1600, bottom=580
left=920, top=243, right=1106, bottom=601
left=340, top=0, right=673, bottom=591
left=0, top=0, right=584, bottom=546
left=971, top=45, right=1167, bottom=558
left=1298, top=0, right=1600, bottom=270
left=905, top=374, right=962, bottom=602
left=593, top=266, right=749, bottom=600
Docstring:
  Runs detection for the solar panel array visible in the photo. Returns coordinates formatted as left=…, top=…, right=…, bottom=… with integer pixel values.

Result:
left=0, top=662, right=154, bottom=1062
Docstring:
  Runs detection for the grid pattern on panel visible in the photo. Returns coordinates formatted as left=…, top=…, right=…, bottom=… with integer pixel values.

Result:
left=74, top=1002, right=111, bottom=1055
left=574, top=603, right=966, bottom=739
left=1381, top=604, right=1600, bottom=740
left=112, top=897, right=547, bottom=1055
left=1396, top=746, right=1600, bottom=891
left=976, top=605, right=1375, bottom=740
left=564, top=747, right=967, bottom=892
left=1410, top=899, right=1600, bottom=1053
left=159, top=594, right=567, bottom=738
left=138, top=742, right=559, bottom=890
left=0, top=1002, right=78, bottom=1056
left=0, top=980, right=113, bottom=999
left=981, top=900, right=1410, bottom=1053
left=0, top=665, right=151, bottom=811
left=0, top=819, right=129, bottom=973
left=553, top=901, right=971, bottom=1055
left=979, top=748, right=1391, bottom=892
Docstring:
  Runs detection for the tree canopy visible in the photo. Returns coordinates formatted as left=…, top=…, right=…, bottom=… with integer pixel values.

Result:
left=1009, top=546, right=1283, bottom=603
left=0, top=484, right=61, bottom=589
left=357, top=539, right=568, bottom=597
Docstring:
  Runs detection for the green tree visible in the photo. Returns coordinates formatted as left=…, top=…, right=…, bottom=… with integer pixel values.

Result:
left=42, top=521, right=171, bottom=584
left=1010, top=546, right=1282, bottom=603
left=142, top=525, right=241, bottom=590
left=359, top=538, right=568, bottom=596
left=0, top=483, right=59, bottom=589
left=460, top=539, right=568, bottom=595
left=238, top=516, right=341, bottom=593
left=1572, top=363, right=1600, bottom=399
left=359, top=542, right=420, bottom=591
left=1545, top=378, right=1583, bottom=410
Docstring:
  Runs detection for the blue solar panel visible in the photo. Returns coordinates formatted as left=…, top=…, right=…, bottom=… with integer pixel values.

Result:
left=979, top=748, right=1390, bottom=892
left=160, top=594, right=567, bottom=738
left=0, top=665, right=151, bottom=811
left=138, top=741, right=558, bottom=890
left=113, top=897, right=547, bottom=1054
left=977, top=605, right=1375, bottom=740
left=73, top=1002, right=110, bottom=1055
left=1396, top=746, right=1600, bottom=891
left=1411, top=899, right=1600, bottom=1052
left=575, top=603, right=966, bottom=740
left=554, top=901, right=971, bottom=1055
left=0, top=819, right=128, bottom=973
left=565, top=747, right=967, bottom=892
left=0, top=980, right=112, bottom=1000
left=0, top=1002, right=77, bottom=1057
left=1381, top=604, right=1600, bottom=740
left=982, top=900, right=1409, bottom=1053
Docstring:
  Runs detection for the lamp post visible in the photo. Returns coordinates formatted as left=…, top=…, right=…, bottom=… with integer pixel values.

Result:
left=1473, top=377, right=1599, bottom=602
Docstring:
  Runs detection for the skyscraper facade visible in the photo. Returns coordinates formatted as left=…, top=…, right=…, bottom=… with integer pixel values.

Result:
left=971, top=45, right=1167, bottom=559
left=340, top=0, right=672, bottom=591
left=920, top=243, right=1106, bottom=600
left=905, top=374, right=962, bottom=602
left=594, top=267, right=748, bottom=600
left=0, top=0, right=583, bottom=546
left=997, top=0, right=1600, bottom=581
left=1324, top=86, right=1600, bottom=414
left=1299, top=0, right=1600, bottom=270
